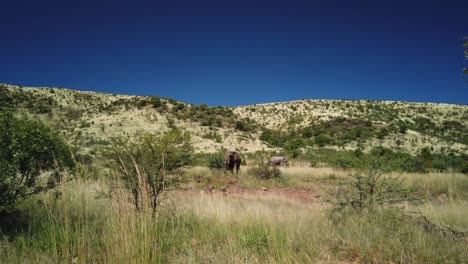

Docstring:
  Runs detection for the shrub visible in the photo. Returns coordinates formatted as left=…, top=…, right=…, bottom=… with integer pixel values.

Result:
left=333, top=157, right=420, bottom=214
left=249, top=166, right=281, bottom=180
left=106, top=129, right=193, bottom=213
left=284, top=138, right=306, bottom=150
left=301, top=127, right=313, bottom=138
left=0, top=112, right=75, bottom=210
left=202, top=131, right=222, bottom=142
left=315, top=133, right=332, bottom=146
left=149, top=96, right=162, bottom=108
left=248, top=152, right=281, bottom=180
left=376, top=128, right=389, bottom=139
left=176, top=103, right=185, bottom=111
left=207, top=150, right=226, bottom=171
left=461, top=160, right=468, bottom=174
left=234, top=118, right=257, bottom=132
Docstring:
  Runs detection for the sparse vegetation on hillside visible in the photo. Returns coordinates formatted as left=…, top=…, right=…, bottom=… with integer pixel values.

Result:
left=237, top=99, right=468, bottom=155
left=1, top=83, right=467, bottom=172
left=304, top=147, right=468, bottom=173
left=0, top=82, right=468, bottom=171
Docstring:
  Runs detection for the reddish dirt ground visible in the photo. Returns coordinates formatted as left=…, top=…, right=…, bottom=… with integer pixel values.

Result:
left=225, top=187, right=322, bottom=205
left=187, top=176, right=323, bottom=206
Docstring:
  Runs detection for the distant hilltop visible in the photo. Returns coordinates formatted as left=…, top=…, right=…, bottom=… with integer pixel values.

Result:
left=1, top=83, right=467, bottom=156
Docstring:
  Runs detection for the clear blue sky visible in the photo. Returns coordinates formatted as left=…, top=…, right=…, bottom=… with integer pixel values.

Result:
left=1, top=0, right=467, bottom=106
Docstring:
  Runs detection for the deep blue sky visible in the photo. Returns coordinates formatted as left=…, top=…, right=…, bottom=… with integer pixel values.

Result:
left=1, top=0, right=467, bottom=106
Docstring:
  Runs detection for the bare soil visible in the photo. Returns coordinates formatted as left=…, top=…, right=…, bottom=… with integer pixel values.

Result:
left=183, top=176, right=324, bottom=206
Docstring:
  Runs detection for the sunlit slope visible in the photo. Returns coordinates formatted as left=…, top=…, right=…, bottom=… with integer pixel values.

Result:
left=1, top=83, right=467, bottom=155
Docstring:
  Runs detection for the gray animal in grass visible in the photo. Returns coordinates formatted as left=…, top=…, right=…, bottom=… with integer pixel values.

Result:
left=270, top=156, right=288, bottom=166
left=225, top=150, right=242, bottom=174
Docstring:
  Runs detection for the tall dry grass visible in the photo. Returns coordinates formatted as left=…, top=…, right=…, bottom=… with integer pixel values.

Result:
left=1, top=167, right=467, bottom=263
left=399, top=172, right=468, bottom=199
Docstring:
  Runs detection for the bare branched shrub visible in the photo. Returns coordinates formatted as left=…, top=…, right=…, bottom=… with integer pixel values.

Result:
left=333, top=157, right=420, bottom=215
left=107, top=129, right=193, bottom=214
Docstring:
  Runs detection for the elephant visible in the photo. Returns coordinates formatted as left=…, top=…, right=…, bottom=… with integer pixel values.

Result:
left=225, top=150, right=242, bottom=174
left=270, top=156, right=288, bottom=166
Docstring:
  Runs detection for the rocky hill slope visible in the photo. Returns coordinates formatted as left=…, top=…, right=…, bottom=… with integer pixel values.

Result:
left=1, top=83, right=467, bottom=157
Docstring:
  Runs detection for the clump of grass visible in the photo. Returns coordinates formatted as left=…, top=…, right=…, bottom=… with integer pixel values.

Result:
left=0, top=179, right=108, bottom=263
left=401, top=172, right=468, bottom=199
left=331, top=208, right=468, bottom=263
left=418, top=201, right=468, bottom=233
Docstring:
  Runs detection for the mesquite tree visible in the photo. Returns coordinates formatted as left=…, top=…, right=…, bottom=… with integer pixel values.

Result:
left=108, top=129, right=193, bottom=214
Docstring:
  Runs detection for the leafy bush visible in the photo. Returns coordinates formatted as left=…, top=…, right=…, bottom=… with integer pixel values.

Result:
left=207, top=151, right=226, bottom=171
left=149, top=96, right=162, bottom=108
left=314, top=133, right=332, bottom=146
left=248, top=152, right=281, bottom=180
left=260, top=129, right=309, bottom=149
left=0, top=112, right=75, bottom=210
left=311, top=118, right=379, bottom=143
left=249, top=166, right=281, bottom=180
left=235, top=118, right=257, bottom=132
left=461, top=162, right=468, bottom=174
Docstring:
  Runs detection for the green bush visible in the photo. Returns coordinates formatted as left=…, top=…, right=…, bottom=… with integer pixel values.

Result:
left=249, top=166, right=281, bottom=180
left=248, top=152, right=281, bottom=180
left=207, top=151, right=226, bottom=171
left=149, top=96, right=162, bottom=108
left=315, top=133, right=332, bottom=146
left=461, top=162, right=468, bottom=174
left=0, top=112, right=75, bottom=210
left=235, top=118, right=257, bottom=132
left=304, top=147, right=443, bottom=173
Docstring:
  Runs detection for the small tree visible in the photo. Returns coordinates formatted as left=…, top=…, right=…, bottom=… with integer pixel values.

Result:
left=108, top=129, right=193, bottom=214
left=0, top=112, right=75, bottom=211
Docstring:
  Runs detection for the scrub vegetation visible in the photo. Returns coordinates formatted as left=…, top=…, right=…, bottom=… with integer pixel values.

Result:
left=1, top=84, right=467, bottom=263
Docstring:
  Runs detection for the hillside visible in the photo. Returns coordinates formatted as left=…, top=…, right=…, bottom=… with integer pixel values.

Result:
left=1, top=83, right=467, bottom=157
left=2, top=83, right=468, bottom=262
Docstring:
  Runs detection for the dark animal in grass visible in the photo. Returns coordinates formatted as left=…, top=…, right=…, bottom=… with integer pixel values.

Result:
left=225, top=150, right=242, bottom=174
left=270, top=156, right=288, bottom=166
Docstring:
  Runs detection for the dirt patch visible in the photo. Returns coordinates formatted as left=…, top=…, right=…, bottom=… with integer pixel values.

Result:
left=182, top=183, right=323, bottom=206
left=222, top=187, right=322, bottom=205
left=182, top=173, right=326, bottom=207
